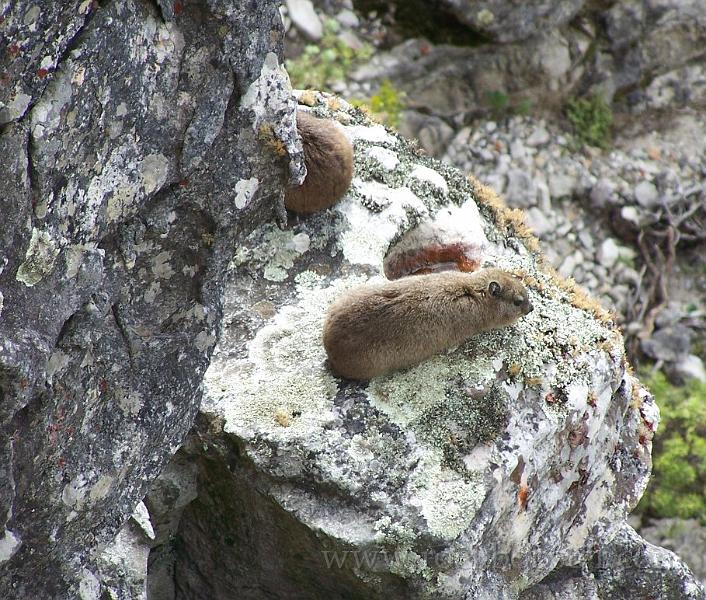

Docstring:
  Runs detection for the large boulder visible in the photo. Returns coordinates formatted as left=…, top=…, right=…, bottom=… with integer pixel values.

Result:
left=145, top=93, right=704, bottom=598
left=0, top=0, right=296, bottom=596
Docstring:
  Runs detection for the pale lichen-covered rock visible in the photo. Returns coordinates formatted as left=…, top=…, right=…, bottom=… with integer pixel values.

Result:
left=0, top=0, right=296, bottom=597
left=144, top=93, right=703, bottom=598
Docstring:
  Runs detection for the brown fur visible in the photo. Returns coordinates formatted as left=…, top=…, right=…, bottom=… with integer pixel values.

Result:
left=323, top=268, right=533, bottom=380
left=284, top=112, right=354, bottom=214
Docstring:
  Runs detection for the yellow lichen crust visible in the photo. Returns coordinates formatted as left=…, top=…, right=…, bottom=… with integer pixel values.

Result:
left=467, top=175, right=542, bottom=254
left=258, top=122, right=288, bottom=157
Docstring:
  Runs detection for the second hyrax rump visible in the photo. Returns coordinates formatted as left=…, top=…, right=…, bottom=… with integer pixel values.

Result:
left=284, top=111, right=354, bottom=214
left=323, top=268, right=533, bottom=380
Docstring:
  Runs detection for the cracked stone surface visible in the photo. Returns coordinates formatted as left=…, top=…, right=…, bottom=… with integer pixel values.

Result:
left=0, top=0, right=295, bottom=597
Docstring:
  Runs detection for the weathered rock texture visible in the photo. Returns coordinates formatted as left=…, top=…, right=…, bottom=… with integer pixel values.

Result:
left=144, top=93, right=705, bottom=598
left=439, top=0, right=585, bottom=43
left=342, top=0, right=706, bottom=154
left=0, top=0, right=297, bottom=597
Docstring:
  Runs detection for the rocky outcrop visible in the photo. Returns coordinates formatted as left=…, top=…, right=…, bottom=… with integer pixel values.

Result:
left=523, top=522, right=706, bottom=599
left=439, top=0, right=584, bottom=43
left=336, top=0, right=706, bottom=155
left=144, top=93, right=704, bottom=598
left=0, top=0, right=295, bottom=596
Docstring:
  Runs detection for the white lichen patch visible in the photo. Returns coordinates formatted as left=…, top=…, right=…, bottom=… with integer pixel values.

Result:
left=16, top=227, right=60, bottom=286
left=409, top=455, right=485, bottom=539
left=78, top=568, right=100, bottom=600
left=116, top=388, right=143, bottom=417
left=203, top=280, right=362, bottom=438
left=143, top=281, right=160, bottom=304
left=62, top=474, right=89, bottom=510
left=151, top=251, right=174, bottom=279
left=140, top=153, right=170, bottom=195
left=64, top=244, right=98, bottom=279
left=31, top=70, right=73, bottom=138
left=0, top=529, right=21, bottom=563
left=241, top=52, right=291, bottom=124
left=195, top=330, right=217, bottom=352
left=1, top=90, right=32, bottom=122
left=409, top=164, right=448, bottom=194
left=234, top=177, right=260, bottom=209
left=89, top=474, right=115, bottom=503
left=366, top=146, right=400, bottom=170
left=346, top=123, right=397, bottom=145
left=369, top=354, right=495, bottom=429
left=338, top=182, right=428, bottom=267
left=232, top=226, right=312, bottom=282
left=46, top=350, right=70, bottom=383
left=85, top=143, right=144, bottom=232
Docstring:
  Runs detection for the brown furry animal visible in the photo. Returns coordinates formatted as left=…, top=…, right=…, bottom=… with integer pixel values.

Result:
left=323, top=268, right=533, bottom=380
left=284, top=111, right=354, bottom=214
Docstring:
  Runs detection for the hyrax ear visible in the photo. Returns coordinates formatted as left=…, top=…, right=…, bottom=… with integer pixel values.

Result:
left=489, top=281, right=501, bottom=297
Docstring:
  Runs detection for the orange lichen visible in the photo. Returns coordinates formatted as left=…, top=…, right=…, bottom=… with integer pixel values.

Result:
left=298, top=90, right=318, bottom=107
left=508, top=363, right=522, bottom=378
left=326, top=97, right=342, bottom=112
left=468, top=176, right=542, bottom=255
left=258, top=123, right=287, bottom=157
left=274, top=409, right=292, bottom=427
left=629, top=381, right=644, bottom=410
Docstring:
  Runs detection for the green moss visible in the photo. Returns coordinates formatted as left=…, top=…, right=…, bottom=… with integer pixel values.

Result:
left=566, top=93, right=613, bottom=149
left=286, top=18, right=374, bottom=91
left=351, top=80, right=406, bottom=128
left=483, top=90, right=534, bottom=120
left=485, top=90, right=509, bottom=119
left=637, top=369, right=706, bottom=521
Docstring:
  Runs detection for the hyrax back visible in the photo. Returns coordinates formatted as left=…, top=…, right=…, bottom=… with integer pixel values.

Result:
left=323, top=268, right=533, bottom=380
left=285, top=111, right=354, bottom=214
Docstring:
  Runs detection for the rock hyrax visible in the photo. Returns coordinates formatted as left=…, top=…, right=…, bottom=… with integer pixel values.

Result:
left=284, top=111, right=354, bottom=214
left=323, top=268, right=533, bottom=380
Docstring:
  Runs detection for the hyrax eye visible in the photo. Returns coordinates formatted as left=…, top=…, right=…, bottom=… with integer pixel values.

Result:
left=489, top=281, right=501, bottom=297
left=513, top=296, right=524, bottom=306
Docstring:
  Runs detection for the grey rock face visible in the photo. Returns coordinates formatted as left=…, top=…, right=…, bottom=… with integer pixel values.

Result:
left=590, top=523, right=705, bottom=599
left=521, top=523, right=705, bottom=599
left=0, top=2, right=90, bottom=124
left=641, top=324, right=693, bottom=363
left=0, top=0, right=294, bottom=597
left=640, top=517, right=706, bottom=585
left=141, top=97, right=687, bottom=599
left=440, top=0, right=585, bottom=43
left=601, top=0, right=706, bottom=112
left=350, top=33, right=576, bottom=121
